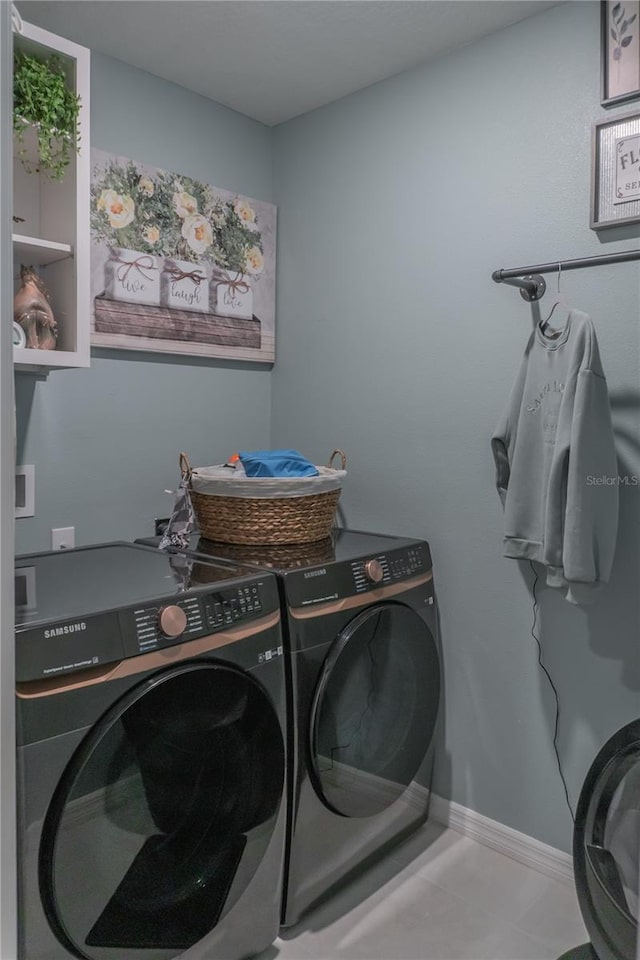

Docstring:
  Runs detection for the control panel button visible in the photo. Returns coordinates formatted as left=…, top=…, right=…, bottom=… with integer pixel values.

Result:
left=201, top=584, right=263, bottom=630
left=158, top=605, right=188, bottom=638
left=364, top=559, right=384, bottom=584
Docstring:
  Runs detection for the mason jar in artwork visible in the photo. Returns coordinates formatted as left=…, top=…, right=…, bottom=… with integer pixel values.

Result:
left=210, top=264, right=254, bottom=319
left=104, top=247, right=161, bottom=307
left=161, top=258, right=210, bottom=314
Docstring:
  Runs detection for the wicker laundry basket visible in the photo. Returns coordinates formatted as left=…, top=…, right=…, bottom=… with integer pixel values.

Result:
left=180, top=450, right=347, bottom=545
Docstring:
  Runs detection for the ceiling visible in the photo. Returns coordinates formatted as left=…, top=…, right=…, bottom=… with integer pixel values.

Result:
left=18, top=1, right=560, bottom=126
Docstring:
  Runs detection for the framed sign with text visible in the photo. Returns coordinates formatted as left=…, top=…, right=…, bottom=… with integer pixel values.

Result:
left=591, top=110, right=640, bottom=228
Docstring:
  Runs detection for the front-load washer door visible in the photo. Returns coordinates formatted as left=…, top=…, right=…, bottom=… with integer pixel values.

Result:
left=309, top=601, right=440, bottom=818
left=574, top=719, right=639, bottom=960
left=39, top=662, right=285, bottom=960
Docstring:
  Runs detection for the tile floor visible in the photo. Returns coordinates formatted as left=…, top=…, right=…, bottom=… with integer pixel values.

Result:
left=260, top=822, right=588, bottom=960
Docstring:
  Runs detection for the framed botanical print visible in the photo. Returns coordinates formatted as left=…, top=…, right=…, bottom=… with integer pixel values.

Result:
left=602, top=1, right=640, bottom=106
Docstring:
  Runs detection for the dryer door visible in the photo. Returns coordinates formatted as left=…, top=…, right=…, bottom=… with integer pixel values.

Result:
left=309, top=601, right=440, bottom=818
left=39, top=661, right=285, bottom=959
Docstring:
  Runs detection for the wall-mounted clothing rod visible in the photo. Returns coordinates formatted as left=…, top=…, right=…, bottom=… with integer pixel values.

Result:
left=492, top=248, right=640, bottom=302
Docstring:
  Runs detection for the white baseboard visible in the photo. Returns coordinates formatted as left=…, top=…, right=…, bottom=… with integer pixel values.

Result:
left=430, top=793, right=574, bottom=885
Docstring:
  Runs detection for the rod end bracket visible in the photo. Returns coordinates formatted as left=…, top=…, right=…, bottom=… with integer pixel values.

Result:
left=519, top=274, right=546, bottom=302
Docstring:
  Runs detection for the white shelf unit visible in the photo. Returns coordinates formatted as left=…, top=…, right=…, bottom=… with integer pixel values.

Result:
left=12, top=233, right=73, bottom=265
left=12, top=20, right=90, bottom=373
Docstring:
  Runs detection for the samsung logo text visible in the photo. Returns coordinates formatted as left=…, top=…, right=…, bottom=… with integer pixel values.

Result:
left=44, top=622, right=87, bottom=639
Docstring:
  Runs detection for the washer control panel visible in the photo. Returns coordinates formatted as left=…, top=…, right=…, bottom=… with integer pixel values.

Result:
left=14, top=542, right=280, bottom=684
left=130, top=595, right=204, bottom=652
left=126, top=582, right=266, bottom=655
left=202, top=583, right=263, bottom=628
left=15, top=577, right=276, bottom=683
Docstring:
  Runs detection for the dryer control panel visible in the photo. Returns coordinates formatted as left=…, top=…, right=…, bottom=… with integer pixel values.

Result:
left=285, top=541, right=432, bottom=609
left=350, top=544, right=426, bottom=593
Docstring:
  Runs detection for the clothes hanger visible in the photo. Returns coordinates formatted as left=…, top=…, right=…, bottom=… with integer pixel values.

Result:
left=540, top=262, right=570, bottom=334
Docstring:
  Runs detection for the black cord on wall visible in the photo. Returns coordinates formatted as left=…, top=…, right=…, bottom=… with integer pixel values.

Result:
left=528, top=560, right=575, bottom=825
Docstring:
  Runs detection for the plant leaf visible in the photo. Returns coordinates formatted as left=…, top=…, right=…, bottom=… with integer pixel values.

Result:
left=612, top=26, right=618, bottom=39
left=13, top=48, right=80, bottom=179
left=612, top=2, right=622, bottom=16
left=622, top=34, right=633, bottom=44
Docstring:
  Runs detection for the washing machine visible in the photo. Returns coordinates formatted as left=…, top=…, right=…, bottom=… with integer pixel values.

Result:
left=15, top=542, right=287, bottom=960
left=136, top=529, right=442, bottom=928
left=559, top=719, right=639, bottom=960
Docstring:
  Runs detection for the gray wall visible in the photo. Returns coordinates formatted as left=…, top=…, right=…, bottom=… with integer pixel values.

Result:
left=15, top=52, right=273, bottom=554
left=272, top=1, right=640, bottom=852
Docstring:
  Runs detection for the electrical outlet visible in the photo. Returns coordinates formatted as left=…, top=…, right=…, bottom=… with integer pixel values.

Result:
left=154, top=517, right=170, bottom=536
left=51, top=527, right=75, bottom=551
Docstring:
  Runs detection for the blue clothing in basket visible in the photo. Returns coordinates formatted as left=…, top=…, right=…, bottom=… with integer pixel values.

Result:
left=238, top=450, right=319, bottom=478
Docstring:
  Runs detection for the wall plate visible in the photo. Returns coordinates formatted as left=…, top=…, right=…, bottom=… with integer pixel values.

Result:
left=15, top=565, right=36, bottom=613
left=15, top=464, right=34, bottom=518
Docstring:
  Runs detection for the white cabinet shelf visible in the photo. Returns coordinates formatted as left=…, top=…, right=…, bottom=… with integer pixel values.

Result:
left=13, top=346, right=85, bottom=373
left=12, top=20, right=90, bottom=373
left=13, top=234, right=73, bottom=266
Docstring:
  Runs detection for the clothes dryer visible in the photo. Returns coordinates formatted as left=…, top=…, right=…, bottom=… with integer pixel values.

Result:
left=16, top=542, right=286, bottom=960
left=136, top=530, right=442, bottom=928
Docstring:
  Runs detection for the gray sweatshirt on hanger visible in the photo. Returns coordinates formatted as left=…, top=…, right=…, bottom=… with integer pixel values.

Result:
left=491, top=310, right=618, bottom=604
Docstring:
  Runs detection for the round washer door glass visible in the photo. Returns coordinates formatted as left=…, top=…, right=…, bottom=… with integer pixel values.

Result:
left=40, top=662, right=285, bottom=959
left=310, top=602, right=440, bottom=817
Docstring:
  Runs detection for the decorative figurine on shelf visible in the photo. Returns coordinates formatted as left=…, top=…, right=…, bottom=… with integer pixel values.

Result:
left=14, top=266, right=58, bottom=350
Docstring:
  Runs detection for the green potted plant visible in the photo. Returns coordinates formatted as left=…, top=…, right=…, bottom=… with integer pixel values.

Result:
left=13, top=49, right=81, bottom=181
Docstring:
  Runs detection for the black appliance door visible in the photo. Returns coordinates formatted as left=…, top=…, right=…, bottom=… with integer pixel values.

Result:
left=39, top=661, right=285, bottom=960
left=574, top=719, right=639, bottom=960
left=309, top=601, right=440, bottom=818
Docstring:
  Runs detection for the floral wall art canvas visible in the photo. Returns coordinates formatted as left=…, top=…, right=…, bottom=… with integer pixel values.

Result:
left=90, top=149, right=277, bottom=362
